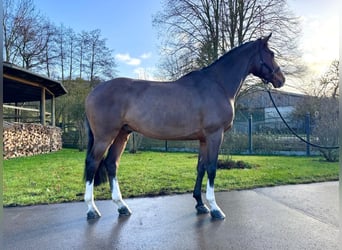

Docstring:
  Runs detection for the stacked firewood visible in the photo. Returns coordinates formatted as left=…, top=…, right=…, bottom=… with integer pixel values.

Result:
left=3, top=122, right=62, bottom=159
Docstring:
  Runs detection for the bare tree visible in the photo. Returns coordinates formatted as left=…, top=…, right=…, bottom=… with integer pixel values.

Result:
left=3, top=0, right=35, bottom=64
left=313, top=60, right=339, bottom=162
left=4, top=0, right=53, bottom=69
left=83, top=29, right=116, bottom=84
left=297, top=60, right=339, bottom=101
left=75, top=31, right=89, bottom=80
left=57, top=24, right=67, bottom=81
left=40, top=23, right=59, bottom=78
left=154, top=0, right=224, bottom=78
left=55, top=25, right=77, bottom=81
left=3, top=0, right=28, bottom=63
left=314, top=60, right=339, bottom=99
left=66, top=28, right=76, bottom=80
left=293, top=60, right=339, bottom=162
left=153, top=0, right=302, bottom=80
left=3, top=0, right=117, bottom=82
left=313, top=97, right=338, bottom=162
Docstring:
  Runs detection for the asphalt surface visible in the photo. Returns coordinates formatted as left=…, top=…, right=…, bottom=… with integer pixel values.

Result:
left=3, top=181, right=339, bottom=250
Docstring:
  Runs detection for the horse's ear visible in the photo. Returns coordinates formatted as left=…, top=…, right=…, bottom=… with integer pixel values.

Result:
left=262, top=33, right=272, bottom=44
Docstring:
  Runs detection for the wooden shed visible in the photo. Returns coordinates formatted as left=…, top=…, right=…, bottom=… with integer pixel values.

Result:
left=3, top=62, right=67, bottom=126
left=3, top=62, right=68, bottom=159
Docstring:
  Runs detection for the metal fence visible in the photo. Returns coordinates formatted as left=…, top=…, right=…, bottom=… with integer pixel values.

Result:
left=127, top=113, right=321, bottom=156
left=61, top=112, right=331, bottom=156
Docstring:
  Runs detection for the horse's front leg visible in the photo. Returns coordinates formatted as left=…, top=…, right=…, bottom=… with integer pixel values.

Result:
left=206, top=179, right=225, bottom=219
left=205, top=130, right=226, bottom=220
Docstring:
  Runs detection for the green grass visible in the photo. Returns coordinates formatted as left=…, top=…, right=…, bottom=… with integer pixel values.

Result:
left=3, top=149, right=339, bottom=206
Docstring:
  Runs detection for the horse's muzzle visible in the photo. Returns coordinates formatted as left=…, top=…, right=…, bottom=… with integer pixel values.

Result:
left=272, top=71, right=285, bottom=88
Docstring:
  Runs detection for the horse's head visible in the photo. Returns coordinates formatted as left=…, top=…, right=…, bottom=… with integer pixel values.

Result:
left=252, top=33, right=285, bottom=88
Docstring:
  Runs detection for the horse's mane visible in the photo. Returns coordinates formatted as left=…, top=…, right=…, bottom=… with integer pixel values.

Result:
left=179, top=39, right=259, bottom=80
left=202, top=39, right=258, bottom=70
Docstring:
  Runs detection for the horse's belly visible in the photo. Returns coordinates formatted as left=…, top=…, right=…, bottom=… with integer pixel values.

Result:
left=122, top=85, right=233, bottom=140
left=126, top=115, right=204, bottom=140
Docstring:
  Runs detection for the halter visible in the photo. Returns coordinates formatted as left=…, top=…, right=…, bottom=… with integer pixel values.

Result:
left=258, top=44, right=280, bottom=84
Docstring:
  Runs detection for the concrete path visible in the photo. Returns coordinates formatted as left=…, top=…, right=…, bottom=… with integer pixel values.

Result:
left=3, top=182, right=339, bottom=250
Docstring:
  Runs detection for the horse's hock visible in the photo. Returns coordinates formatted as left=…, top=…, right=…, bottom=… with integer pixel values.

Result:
left=3, top=122, right=62, bottom=159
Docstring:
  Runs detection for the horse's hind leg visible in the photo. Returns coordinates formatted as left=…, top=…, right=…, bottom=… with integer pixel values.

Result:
left=104, top=129, right=132, bottom=216
left=85, top=179, right=100, bottom=219
left=193, top=141, right=210, bottom=214
left=84, top=140, right=111, bottom=219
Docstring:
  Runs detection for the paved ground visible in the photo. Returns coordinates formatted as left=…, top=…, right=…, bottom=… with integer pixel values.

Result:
left=3, top=181, right=339, bottom=250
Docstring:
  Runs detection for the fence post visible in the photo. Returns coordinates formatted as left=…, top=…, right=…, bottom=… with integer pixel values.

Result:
left=248, top=115, right=253, bottom=154
left=305, top=112, right=311, bottom=156
left=165, top=140, right=168, bottom=152
left=132, top=132, right=136, bottom=153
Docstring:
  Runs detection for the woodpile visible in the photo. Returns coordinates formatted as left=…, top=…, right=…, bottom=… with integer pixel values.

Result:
left=4, top=122, right=62, bottom=159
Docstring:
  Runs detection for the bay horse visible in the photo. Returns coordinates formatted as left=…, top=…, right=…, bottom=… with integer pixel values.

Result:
left=84, top=33, right=285, bottom=220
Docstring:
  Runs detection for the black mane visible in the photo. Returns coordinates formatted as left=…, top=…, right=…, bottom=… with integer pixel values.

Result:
left=203, top=40, right=257, bottom=70
left=180, top=39, right=259, bottom=80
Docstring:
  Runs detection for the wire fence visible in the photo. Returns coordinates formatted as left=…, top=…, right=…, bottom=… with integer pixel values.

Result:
left=126, top=113, right=321, bottom=156
left=60, top=111, right=337, bottom=158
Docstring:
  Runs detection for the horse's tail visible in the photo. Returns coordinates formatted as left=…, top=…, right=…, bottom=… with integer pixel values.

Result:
left=84, top=116, right=108, bottom=186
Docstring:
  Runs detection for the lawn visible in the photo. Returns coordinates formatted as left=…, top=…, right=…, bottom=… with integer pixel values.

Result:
left=3, top=149, right=339, bottom=206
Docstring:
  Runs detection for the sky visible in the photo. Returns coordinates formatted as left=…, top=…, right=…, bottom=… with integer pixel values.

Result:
left=287, top=0, right=339, bottom=75
left=33, top=0, right=163, bottom=79
left=33, top=0, right=339, bottom=89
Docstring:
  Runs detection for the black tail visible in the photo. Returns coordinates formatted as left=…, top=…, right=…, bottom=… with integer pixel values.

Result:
left=84, top=117, right=108, bottom=186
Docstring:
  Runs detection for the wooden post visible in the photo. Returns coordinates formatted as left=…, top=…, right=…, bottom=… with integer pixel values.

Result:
left=40, top=88, right=46, bottom=125
left=51, top=95, right=56, bottom=126
left=15, top=102, right=19, bottom=123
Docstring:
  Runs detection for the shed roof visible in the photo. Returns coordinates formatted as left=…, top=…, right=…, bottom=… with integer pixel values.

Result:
left=3, top=62, right=67, bottom=103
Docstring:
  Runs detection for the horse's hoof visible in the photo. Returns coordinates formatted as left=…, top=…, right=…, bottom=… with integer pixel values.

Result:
left=118, top=206, right=132, bottom=216
left=87, top=210, right=101, bottom=220
left=210, top=209, right=226, bottom=220
left=196, top=204, right=210, bottom=214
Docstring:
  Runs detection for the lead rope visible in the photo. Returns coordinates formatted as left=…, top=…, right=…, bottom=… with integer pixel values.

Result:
left=266, top=88, right=339, bottom=150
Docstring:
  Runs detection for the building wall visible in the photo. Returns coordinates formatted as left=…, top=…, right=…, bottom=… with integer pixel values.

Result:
left=236, top=89, right=307, bottom=120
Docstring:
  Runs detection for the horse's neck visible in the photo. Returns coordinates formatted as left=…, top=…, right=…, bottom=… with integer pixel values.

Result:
left=208, top=45, right=256, bottom=101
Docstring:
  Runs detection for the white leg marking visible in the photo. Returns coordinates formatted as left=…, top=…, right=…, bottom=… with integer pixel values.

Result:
left=206, top=180, right=220, bottom=211
left=84, top=181, right=101, bottom=217
left=112, top=178, right=131, bottom=212
left=206, top=180, right=225, bottom=219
